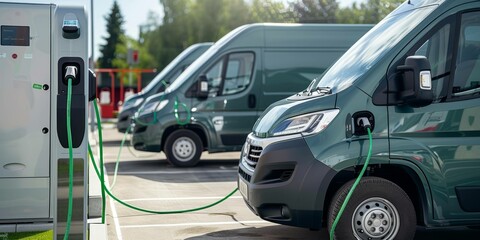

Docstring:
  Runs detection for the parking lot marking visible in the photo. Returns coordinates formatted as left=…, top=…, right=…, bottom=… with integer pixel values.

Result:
left=104, top=166, right=123, bottom=240
left=122, top=196, right=243, bottom=202
left=113, top=169, right=237, bottom=175
left=121, top=220, right=271, bottom=229
left=123, top=196, right=243, bottom=202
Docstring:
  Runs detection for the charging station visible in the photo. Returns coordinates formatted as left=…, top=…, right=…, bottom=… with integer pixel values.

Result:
left=0, top=2, right=94, bottom=239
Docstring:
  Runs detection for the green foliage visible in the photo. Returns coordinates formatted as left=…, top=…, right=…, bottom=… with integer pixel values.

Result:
left=136, top=0, right=403, bottom=72
left=250, top=0, right=296, bottom=23
left=112, top=36, right=157, bottom=69
left=337, top=0, right=404, bottom=24
left=98, top=1, right=125, bottom=68
left=292, top=0, right=339, bottom=23
left=143, top=0, right=299, bottom=71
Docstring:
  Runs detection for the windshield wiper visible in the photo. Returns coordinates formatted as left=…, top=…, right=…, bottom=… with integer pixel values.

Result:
left=452, top=86, right=480, bottom=97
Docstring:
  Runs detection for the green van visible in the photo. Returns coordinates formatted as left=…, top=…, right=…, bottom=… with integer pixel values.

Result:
left=238, top=0, right=480, bottom=239
left=131, top=23, right=372, bottom=167
left=116, top=42, right=212, bottom=133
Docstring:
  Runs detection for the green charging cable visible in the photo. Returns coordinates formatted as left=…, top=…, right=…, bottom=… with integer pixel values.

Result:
left=64, top=78, right=74, bottom=240
left=329, top=127, right=372, bottom=240
left=92, top=97, right=107, bottom=223
left=110, top=124, right=131, bottom=190
left=90, top=100, right=238, bottom=216
left=88, top=143, right=238, bottom=214
left=174, top=96, right=191, bottom=125
left=132, top=80, right=168, bottom=127
left=112, top=85, right=193, bottom=185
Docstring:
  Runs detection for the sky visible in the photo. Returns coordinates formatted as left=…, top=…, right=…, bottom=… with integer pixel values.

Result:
left=1, top=0, right=361, bottom=61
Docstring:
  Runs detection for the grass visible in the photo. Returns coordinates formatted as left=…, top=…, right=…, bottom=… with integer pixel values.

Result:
left=0, top=231, right=53, bottom=240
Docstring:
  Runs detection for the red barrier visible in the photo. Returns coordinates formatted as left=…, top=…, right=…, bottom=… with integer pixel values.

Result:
left=95, top=68, right=156, bottom=118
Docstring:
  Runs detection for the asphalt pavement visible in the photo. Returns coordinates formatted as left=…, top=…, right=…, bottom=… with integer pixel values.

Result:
left=97, top=123, right=480, bottom=240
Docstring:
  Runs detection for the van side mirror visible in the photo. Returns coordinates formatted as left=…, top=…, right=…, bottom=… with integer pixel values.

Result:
left=196, top=75, right=209, bottom=98
left=397, top=56, right=433, bottom=107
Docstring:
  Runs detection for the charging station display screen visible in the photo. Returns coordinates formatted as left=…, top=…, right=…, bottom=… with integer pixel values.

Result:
left=1, top=25, right=30, bottom=46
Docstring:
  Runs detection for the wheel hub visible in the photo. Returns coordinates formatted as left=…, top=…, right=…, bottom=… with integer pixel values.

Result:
left=352, top=197, right=400, bottom=240
left=172, top=137, right=196, bottom=161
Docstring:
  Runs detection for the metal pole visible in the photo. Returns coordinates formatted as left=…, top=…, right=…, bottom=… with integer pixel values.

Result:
left=90, top=0, right=96, bottom=132
left=90, top=0, right=94, bottom=68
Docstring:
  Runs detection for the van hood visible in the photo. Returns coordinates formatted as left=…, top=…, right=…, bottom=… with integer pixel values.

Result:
left=253, top=94, right=337, bottom=138
left=121, top=93, right=145, bottom=112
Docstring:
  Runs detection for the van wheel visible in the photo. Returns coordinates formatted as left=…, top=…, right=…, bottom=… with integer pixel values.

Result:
left=327, top=177, right=416, bottom=240
left=164, top=129, right=202, bottom=167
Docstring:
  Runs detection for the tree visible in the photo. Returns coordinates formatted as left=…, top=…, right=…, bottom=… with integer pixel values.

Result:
left=337, top=0, right=403, bottom=24
left=98, top=1, right=125, bottom=68
left=249, top=0, right=296, bottom=23
left=292, top=0, right=339, bottom=23
left=143, top=0, right=298, bottom=71
left=150, top=0, right=193, bottom=69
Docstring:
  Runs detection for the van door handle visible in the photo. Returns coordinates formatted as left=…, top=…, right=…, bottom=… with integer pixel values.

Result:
left=248, top=94, right=256, bottom=109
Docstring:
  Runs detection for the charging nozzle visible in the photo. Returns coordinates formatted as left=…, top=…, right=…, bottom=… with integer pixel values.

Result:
left=64, top=66, right=78, bottom=82
left=352, top=111, right=374, bottom=136
left=357, top=117, right=371, bottom=130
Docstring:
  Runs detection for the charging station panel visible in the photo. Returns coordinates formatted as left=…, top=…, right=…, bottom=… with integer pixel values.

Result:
left=0, top=2, right=90, bottom=238
left=0, top=3, right=51, bottom=219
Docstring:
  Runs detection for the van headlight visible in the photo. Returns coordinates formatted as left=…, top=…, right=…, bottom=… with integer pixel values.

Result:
left=138, top=100, right=169, bottom=116
left=242, top=142, right=249, bottom=157
left=270, top=109, right=339, bottom=136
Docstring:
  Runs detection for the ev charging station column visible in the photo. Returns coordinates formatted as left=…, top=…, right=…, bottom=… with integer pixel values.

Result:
left=51, top=5, right=89, bottom=240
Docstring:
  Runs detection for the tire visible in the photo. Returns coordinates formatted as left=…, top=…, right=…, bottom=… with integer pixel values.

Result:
left=328, top=177, right=416, bottom=240
left=164, top=129, right=203, bottom=167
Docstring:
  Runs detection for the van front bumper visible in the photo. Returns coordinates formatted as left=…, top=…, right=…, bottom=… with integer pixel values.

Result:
left=131, top=119, right=162, bottom=152
left=238, top=133, right=337, bottom=229
left=116, top=108, right=136, bottom=133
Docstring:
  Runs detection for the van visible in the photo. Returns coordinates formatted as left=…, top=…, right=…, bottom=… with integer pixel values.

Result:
left=131, top=23, right=372, bottom=167
left=116, top=42, right=212, bottom=132
left=238, top=1, right=480, bottom=239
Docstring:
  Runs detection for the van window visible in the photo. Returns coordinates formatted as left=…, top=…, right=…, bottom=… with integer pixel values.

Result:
left=222, top=52, right=254, bottom=95
left=204, top=52, right=255, bottom=97
left=413, top=24, right=451, bottom=101
left=452, top=11, right=480, bottom=97
left=205, top=58, right=224, bottom=97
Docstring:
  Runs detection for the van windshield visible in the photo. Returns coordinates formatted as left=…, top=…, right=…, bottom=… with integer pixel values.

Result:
left=165, top=25, right=250, bottom=93
left=311, top=3, right=437, bottom=93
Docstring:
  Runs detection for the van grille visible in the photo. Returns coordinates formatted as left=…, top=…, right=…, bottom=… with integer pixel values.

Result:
left=238, top=168, right=251, bottom=182
left=245, top=145, right=262, bottom=170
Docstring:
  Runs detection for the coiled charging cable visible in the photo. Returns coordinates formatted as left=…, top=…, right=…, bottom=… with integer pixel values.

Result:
left=88, top=100, right=238, bottom=217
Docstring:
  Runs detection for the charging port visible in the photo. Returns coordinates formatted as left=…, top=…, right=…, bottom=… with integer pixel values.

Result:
left=352, top=111, right=374, bottom=136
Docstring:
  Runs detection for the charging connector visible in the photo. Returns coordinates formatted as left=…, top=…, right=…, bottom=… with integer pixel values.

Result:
left=352, top=111, right=374, bottom=136
left=64, top=65, right=78, bottom=83
left=356, top=117, right=371, bottom=130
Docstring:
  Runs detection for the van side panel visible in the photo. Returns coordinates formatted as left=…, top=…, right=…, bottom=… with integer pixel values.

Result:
left=260, top=25, right=371, bottom=109
left=264, top=25, right=371, bottom=48
left=387, top=1, right=480, bottom=222
left=260, top=49, right=344, bottom=109
left=389, top=101, right=480, bottom=221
